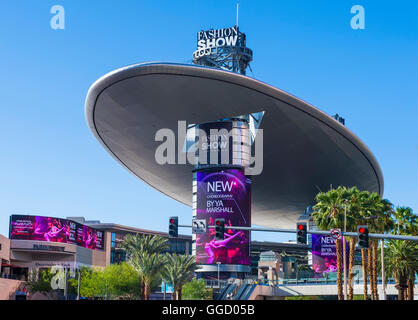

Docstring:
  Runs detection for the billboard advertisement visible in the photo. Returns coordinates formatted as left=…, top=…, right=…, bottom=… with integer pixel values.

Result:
left=9, top=215, right=104, bottom=250
left=311, top=234, right=348, bottom=274
left=195, top=168, right=251, bottom=265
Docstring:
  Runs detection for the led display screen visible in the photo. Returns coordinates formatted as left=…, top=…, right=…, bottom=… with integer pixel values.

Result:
left=9, top=214, right=104, bottom=250
left=311, top=234, right=348, bottom=274
left=195, top=169, right=251, bottom=265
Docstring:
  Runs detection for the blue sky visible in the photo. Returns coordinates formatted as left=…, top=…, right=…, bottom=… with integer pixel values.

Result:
left=0, top=1, right=417, bottom=242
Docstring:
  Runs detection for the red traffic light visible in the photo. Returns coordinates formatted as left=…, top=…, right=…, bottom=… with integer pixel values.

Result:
left=359, top=227, right=365, bottom=234
left=297, top=224, right=304, bottom=230
left=169, top=219, right=175, bottom=224
left=216, top=220, right=222, bottom=226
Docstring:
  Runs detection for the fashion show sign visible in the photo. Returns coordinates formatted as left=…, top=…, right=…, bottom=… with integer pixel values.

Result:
left=193, top=26, right=240, bottom=59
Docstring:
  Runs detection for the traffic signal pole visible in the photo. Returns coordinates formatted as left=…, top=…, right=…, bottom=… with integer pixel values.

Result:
left=178, top=224, right=418, bottom=241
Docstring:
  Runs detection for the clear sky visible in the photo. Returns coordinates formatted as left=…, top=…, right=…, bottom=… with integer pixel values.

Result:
left=0, top=1, right=417, bottom=242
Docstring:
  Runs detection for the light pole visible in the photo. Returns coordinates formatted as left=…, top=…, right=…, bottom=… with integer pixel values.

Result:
left=163, top=281, right=166, bottom=300
left=343, top=199, right=348, bottom=300
left=77, top=268, right=81, bottom=300
left=217, top=262, right=221, bottom=288
left=64, top=267, right=68, bottom=300
left=381, top=239, right=386, bottom=300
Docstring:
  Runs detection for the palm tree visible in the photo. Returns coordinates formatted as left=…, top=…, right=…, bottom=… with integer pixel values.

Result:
left=161, top=254, right=198, bottom=300
left=120, top=234, right=169, bottom=300
left=358, top=192, right=393, bottom=300
left=372, top=198, right=395, bottom=300
left=392, top=207, right=417, bottom=300
left=406, top=268, right=416, bottom=300
left=393, top=207, right=417, bottom=236
left=337, top=186, right=360, bottom=300
left=129, top=251, right=167, bottom=300
left=383, top=240, right=418, bottom=300
left=364, top=192, right=383, bottom=300
left=121, top=233, right=169, bottom=257
left=313, top=186, right=348, bottom=300
left=353, top=189, right=374, bottom=300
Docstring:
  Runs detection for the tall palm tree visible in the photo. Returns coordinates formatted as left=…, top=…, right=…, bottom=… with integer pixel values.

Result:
left=313, top=186, right=347, bottom=300
left=383, top=240, right=418, bottom=300
left=373, top=198, right=395, bottom=300
left=338, top=186, right=360, bottom=300
left=354, top=189, right=374, bottom=300
left=365, top=192, right=383, bottom=300
left=393, top=207, right=417, bottom=236
left=120, top=234, right=169, bottom=300
left=392, top=206, right=417, bottom=300
left=161, top=254, right=197, bottom=300
left=129, top=252, right=167, bottom=300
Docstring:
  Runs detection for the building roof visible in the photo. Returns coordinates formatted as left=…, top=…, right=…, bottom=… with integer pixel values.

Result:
left=85, top=62, right=383, bottom=229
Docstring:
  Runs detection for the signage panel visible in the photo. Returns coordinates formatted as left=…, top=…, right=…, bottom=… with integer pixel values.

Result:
left=195, top=169, right=251, bottom=265
left=311, top=234, right=348, bottom=274
left=9, top=215, right=104, bottom=251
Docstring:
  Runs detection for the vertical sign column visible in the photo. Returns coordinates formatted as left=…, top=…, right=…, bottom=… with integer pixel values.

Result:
left=192, top=120, right=252, bottom=267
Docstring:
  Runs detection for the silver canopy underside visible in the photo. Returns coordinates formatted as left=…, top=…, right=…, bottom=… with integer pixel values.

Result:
left=85, top=63, right=383, bottom=229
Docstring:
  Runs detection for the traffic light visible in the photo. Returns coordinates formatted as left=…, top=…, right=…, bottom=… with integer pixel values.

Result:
left=169, top=216, right=178, bottom=238
left=215, top=218, right=225, bottom=240
left=297, top=223, right=307, bottom=244
left=357, top=225, right=369, bottom=249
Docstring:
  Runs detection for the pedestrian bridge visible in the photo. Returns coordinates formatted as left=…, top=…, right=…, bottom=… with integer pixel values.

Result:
left=211, top=278, right=411, bottom=300
left=248, top=282, right=399, bottom=299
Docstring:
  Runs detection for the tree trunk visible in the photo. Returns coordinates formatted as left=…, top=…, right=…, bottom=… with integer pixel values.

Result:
left=368, top=246, right=374, bottom=299
left=408, top=276, right=415, bottom=300
left=397, top=288, right=403, bottom=300
left=144, top=282, right=150, bottom=300
left=140, top=276, right=145, bottom=300
left=397, top=276, right=407, bottom=300
left=361, top=249, right=368, bottom=300
left=178, top=285, right=182, bottom=301
left=372, top=241, right=379, bottom=300
left=348, top=237, right=356, bottom=300
left=394, top=274, right=402, bottom=300
left=336, top=239, right=343, bottom=300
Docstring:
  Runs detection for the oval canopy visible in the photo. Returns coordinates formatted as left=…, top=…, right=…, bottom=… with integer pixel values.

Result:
left=85, top=63, right=383, bottom=229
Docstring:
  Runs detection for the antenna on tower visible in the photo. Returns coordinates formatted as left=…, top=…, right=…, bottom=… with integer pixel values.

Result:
left=236, top=1, right=239, bottom=27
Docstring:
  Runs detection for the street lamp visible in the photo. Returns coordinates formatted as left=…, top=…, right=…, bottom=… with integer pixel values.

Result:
left=77, top=268, right=81, bottom=300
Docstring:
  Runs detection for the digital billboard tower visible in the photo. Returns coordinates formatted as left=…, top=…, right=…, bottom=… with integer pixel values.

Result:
left=191, top=25, right=255, bottom=277
left=192, top=117, right=253, bottom=276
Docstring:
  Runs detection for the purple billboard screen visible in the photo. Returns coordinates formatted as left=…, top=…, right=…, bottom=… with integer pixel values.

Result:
left=311, top=234, right=348, bottom=274
left=9, top=215, right=104, bottom=251
left=195, top=169, right=251, bottom=265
